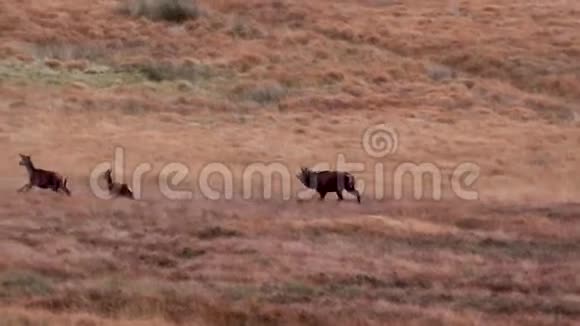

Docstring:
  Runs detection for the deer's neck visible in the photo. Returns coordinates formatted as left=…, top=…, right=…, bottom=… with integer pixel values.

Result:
left=304, top=173, right=314, bottom=188
left=24, top=162, right=36, bottom=177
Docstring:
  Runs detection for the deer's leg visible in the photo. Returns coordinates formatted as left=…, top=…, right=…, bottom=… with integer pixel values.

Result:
left=348, top=190, right=361, bottom=203
left=61, top=184, right=71, bottom=196
left=17, top=184, right=32, bottom=192
left=56, top=180, right=67, bottom=195
left=124, top=188, right=134, bottom=199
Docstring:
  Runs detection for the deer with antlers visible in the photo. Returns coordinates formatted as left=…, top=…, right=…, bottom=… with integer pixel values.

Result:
left=17, top=154, right=71, bottom=196
left=296, top=167, right=361, bottom=203
left=103, top=168, right=134, bottom=199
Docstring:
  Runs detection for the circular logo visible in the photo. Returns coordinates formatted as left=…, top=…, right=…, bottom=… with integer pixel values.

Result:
left=362, top=123, right=399, bottom=158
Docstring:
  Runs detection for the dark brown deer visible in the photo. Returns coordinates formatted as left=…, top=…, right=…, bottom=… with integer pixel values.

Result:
left=296, top=167, right=361, bottom=203
left=103, top=168, right=134, bottom=199
left=17, top=154, right=71, bottom=196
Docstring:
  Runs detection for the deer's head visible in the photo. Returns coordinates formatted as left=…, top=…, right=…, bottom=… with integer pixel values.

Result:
left=18, top=154, right=32, bottom=167
left=103, top=168, right=114, bottom=182
left=296, top=167, right=313, bottom=188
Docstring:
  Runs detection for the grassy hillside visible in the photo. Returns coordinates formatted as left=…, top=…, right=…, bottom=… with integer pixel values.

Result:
left=0, top=0, right=579, bottom=325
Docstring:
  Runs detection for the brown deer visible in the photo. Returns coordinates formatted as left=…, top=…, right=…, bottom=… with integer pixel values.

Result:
left=17, top=154, right=71, bottom=196
left=103, top=168, right=134, bottom=199
left=296, top=167, right=361, bottom=203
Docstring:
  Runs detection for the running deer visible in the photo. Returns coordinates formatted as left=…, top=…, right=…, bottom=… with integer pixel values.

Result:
left=103, top=168, right=134, bottom=199
left=296, top=167, right=361, bottom=203
left=17, top=154, right=71, bottom=196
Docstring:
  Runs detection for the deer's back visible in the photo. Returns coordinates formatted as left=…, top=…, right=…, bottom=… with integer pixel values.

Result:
left=314, top=171, right=344, bottom=190
left=31, top=168, right=62, bottom=187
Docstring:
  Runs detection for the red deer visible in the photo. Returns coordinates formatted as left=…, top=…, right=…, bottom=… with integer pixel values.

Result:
left=17, top=154, right=71, bottom=196
left=296, top=167, right=361, bottom=203
left=103, top=168, right=134, bottom=199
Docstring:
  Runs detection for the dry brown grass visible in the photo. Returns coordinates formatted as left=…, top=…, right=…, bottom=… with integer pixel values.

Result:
left=0, top=195, right=579, bottom=325
left=0, top=0, right=579, bottom=325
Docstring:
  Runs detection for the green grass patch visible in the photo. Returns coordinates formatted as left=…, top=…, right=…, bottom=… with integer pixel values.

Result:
left=0, top=61, right=146, bottom=88
left=261, top=282, right=319, bottom=304
left=0, top=269, right=54, bottom=298
left=229, top=81, right=288, bottom=106
left=133, top=61, right=214, bottom=83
